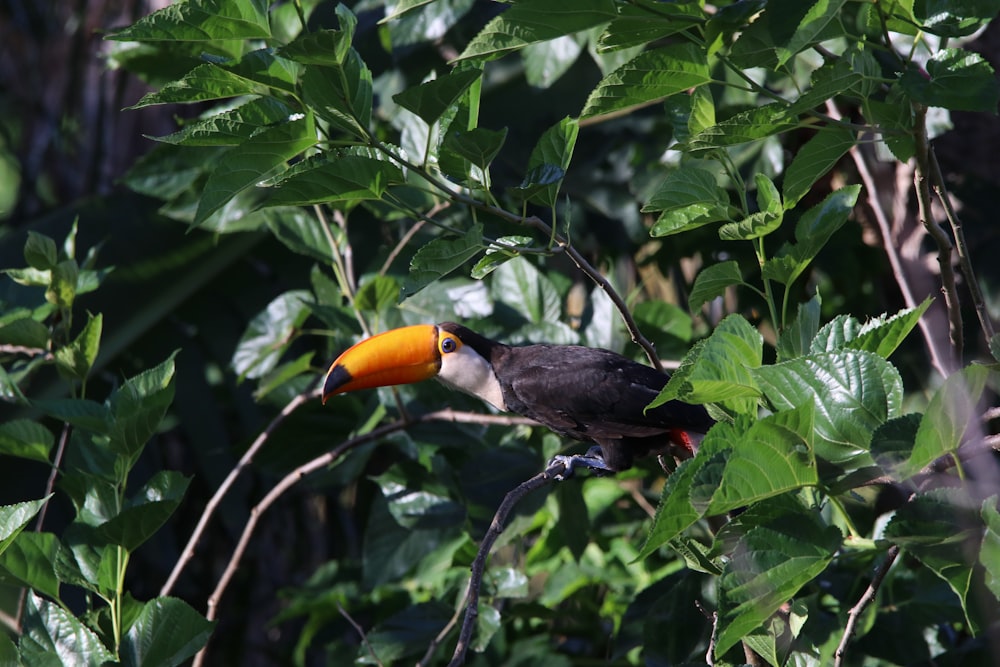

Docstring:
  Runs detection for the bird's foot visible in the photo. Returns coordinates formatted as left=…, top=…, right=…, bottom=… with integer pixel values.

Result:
left=547, top=446, right=613, bottom=480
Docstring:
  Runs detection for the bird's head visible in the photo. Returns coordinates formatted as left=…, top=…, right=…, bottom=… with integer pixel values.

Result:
left=322, top=323, right=506, bottom=410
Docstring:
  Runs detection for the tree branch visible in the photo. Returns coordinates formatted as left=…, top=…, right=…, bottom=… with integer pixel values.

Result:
left=447, top=459, right=565, bottom=667
left=186, top=407, right=539, bottom=664
left=834, top=544, right=901, bottom=667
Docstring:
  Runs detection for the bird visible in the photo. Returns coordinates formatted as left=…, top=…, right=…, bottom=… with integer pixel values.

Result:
left=322, top=322, right=713, bottom=476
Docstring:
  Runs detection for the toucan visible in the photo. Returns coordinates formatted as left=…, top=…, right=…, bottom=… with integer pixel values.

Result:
left=322, top=322, right=713, bottom=475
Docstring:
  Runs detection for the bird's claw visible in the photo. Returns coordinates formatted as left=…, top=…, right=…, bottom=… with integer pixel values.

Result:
left=547, top=447, right=613, bottom=481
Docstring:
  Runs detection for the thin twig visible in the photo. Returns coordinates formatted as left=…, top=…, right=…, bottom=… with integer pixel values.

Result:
left=928, top=147, right=996, bottom=344
left=447, top=460, right=565, bottom=667
left=417, top=582, right=469, bottom=667
left=828, top=100, right=951, bottom=379
left=160, top=385, right=317, bottom=597
left=189, top=408, right=537, bottom=664
left=913, top=106, right=962, bottom=368
left=337, top=602, right=384, bottom=667
left=834, top=544, right=901, bottom=667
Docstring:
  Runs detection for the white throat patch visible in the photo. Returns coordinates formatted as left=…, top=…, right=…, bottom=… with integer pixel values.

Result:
left=437, top=345, right=507, bottom=411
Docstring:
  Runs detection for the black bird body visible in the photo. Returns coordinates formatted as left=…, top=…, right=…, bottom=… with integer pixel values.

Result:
left=440, top=323, right=712, bottom=471
left=324, top=321, right=713, bottom=473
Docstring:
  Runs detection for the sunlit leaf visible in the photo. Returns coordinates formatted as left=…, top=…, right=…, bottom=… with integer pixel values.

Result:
left=232, top=291, right=312, bottom=381
left=753, top=349, right=903, bottom=463
left=107, top=0, right=270, bottom=42
left=900, top=48, right=1000, bottom=112
left=393, top=68, right=482, bottom=125
left=783, top=127, right=856, bottom=208
left=20, top=593, right=115, bottom=666
left=401, top=225, right=485, bottom=299
left=689, top=261, right=744, bottom=313
left=715, top=508, right=841, bottom=656
left=902, top=364, right=989, bottom=478
left=581, top=43, right=711, bottom=119
left=456, top=0, right=617, bottom=61
left=651, top=314, right=763, bottom=416
left=0, top=531, right=61, bottom=601
left=121, top=597, right=215, bottom=667
left=194, top=114, right=316, bottom=226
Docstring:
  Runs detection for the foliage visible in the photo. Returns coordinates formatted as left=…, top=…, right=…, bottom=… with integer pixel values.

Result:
left=2, top=0, right=1000, bottom=665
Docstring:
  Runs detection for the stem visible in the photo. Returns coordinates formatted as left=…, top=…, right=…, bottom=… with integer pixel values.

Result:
left=834, top=545, right=901, bottom=667
left=913, top=106, right=961, bottom=369
left=447, top=461, right=563, bottom=667
left=928, top=147, right=996, bottom=344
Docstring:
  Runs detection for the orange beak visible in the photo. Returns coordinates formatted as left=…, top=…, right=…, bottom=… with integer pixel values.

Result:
left=322, top=324, right=441, bottom=403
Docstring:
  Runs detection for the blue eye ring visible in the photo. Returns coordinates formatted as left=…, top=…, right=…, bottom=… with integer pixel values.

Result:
left=441, top=337, right=457, bottom=353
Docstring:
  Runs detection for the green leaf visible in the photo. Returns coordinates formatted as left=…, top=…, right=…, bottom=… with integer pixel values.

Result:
left=0, top=313, right=50, bottom=349
left=31, top=398, right=109, bottom=433
left=47, top=259, right=79, bottom=308
left=107, top=352, right=178, bottom=459
left=254, top=351, right=315, bottom=401
left=775, top=0, right=851, bottom=67
left=816, top=299, right=932, bottom=359
left=715, top=507, right=841, bottom=656
left=902, top=365, right=989, bottom=478
left=664, top=84, right=716, bottom=145
left=277, top=28, right=354, bottom=67
left=981, top=498, right=1000, bottom=602
left=0, top=531, right=62, bottom=601
left=637, top=455, right=709, bottom=559
left=783, top=127, right=856, bottom=208
left=776, top=294, right=822, bottom=361
left=581, top=43, right=712, bottom=119
left=900, top=48, right=1000, bottom=112
left=885, top=487, right=983, bottom=632
left=870, top=413, right=922, bottom=478
left=20, top=593, right=115, bottom=666
left=470, top=236, right=534, bottom=279
left=401, top=225, right=485, bottom=299
left=523, top=34, right=584, bottom=87
left=264, top=153, right=405, bottom=207
left=194, top=114, right=317, bottom=226
left=698, top=404, right=818, bottom=515
left=689, top=261, right=744, bottom=313
left=153, top=97, right=295, bottom=146
left=0, top=496, right=49, bottom=557
left=762, top=185, right=861, bottom=286
left=913, top=0, right=1000, bottom=37
left=718, top=210, right=782, bottom=241
left=597, top=0, right=703, bottom=52
left=646, top=166, right=733, bottom=237
left=232, top=290, right=312, bottom=381
left=393, top=68, right=483, bottom=126
left=753, top=350, right=903, bottom=463
left=356, top=275, right=401, bottom=313
left=687, top=104, right=797, bottom=154
left=651, top=314, right=763, bottom=416
left=456, top=0, right=617, bottom=61
left=54, top=312, right=102, bottom=381
left=301, top=52, right=373, bottom=138
left=265, top=207, right=339, bottom=264
left=128, top=63, right=269, bottom=109
left=490, top=256, right=562, bottom=325
left=0, top=419, right=54, bottom=463
left=442, top=126, right=508, bottom=170
left=106, top=0, right=270, bottom=42
left=121, top=597, right=215, bottom=667
left=523, top=117, right=578, bottom=208
left=25, top=232, right=58, bottom=270
left=96, top=471, right=189, bottom=551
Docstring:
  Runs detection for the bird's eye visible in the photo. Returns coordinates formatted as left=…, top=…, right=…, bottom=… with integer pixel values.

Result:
left=441, top=337, right=457, bottom=353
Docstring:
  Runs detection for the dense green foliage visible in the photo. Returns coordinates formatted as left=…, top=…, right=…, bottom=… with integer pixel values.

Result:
left=2, top=0, right=1000, bottom=665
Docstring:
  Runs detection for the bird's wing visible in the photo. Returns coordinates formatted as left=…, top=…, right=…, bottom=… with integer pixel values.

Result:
left=497, top=346, right=687, bottom=441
